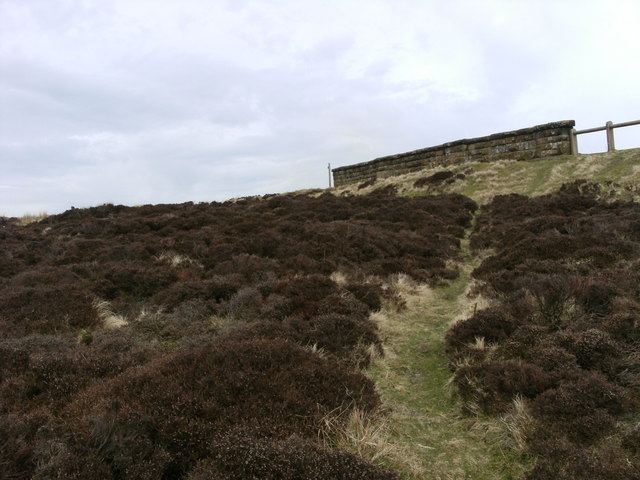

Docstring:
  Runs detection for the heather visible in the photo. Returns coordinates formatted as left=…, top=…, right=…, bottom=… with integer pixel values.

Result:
left=447, top=180, right=640, bottom=478
left=0, top=192, right=475, bottom=479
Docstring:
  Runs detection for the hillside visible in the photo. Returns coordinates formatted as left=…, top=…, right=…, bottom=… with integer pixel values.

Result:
left=333, top=148, right=640, bottom=204
left=1, top=148, right=639, bottom=479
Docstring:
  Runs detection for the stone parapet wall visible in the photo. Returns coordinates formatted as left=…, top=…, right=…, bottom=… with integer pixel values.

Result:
left=332, top=120, right=576, bottom=187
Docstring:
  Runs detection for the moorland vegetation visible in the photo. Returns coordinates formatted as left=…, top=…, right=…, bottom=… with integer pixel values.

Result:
left=2, top=148, right=640, bottom=479
left=0, top=192, right=475, bottom=479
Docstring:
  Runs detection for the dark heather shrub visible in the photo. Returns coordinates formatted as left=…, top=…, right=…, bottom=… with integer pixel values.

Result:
left=316, top=292, right=370, bottom=320
left=211, top=253, right=279, bottom=282
left=0, top=410, right=52, bottom=479
left=11, top=266, right=83, bottom=288
left=225, top=287, right=263, bottom=321
left=357, top=178, right=376, bottom=190
left=345, top=283, right=383, bottom=312
left=622, top=427, right=640, bottom=454
left=413, top=170, right=455, bottom=188
left=0, top=255, right=24, bottom=278
left=578, top=281, right=619, bottom=316
left=601, top=307, right=640, bottom=343
left=522, top=344, right=579, bottom=374
left=370, top=185, right=398, bottom=196
left=67, top=338, right=380, bottom=476
left=0, top=284, right=100, bottom=334
left=219, top=314, right=382, bottom=367
left=0, top=346, right=29, bottom=380
left=289, top=314, right=382, bottom=367
left=0, top=192, right=478, bottom=479
left=445, top=307, right=520, bottom=361
left=530, top=372, right=634, bottom=445
left=86, top=410, right=173, bottom=479
left=556, top=328, right=621, bottom=372
left=497, top=325, right=550, bottom=359
left=186, top=431, right=399, bottom=480
left=269, top=275, right=339, bottom=319
left=523, top=442, right=640, bottom=480
left=454, top=360, right=552, bottom=414
left=30, top=439, right=113, bottom=480
left=92, top=261, right=178, bottom=301
left=130, top=303, right=216, bottom=342
left=527, top=275, right=587, bottom=330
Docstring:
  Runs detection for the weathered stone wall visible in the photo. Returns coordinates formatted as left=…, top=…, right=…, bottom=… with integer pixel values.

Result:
left=332, top=120, right=576, bottom=187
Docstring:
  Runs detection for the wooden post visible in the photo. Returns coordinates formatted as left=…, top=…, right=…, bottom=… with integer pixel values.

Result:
left=570, top=128, right=578, bottom=155
left=328, top=163, right=332, bottom=188
left=606, top=121, right=616, bottom=152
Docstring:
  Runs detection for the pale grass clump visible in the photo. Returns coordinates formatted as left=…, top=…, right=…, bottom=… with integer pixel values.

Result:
left=449, top=288, right=491, bottom=328
left=93, top=299, right=128, bottom=328
left=320, top=408, right=425, bottom=478
left=386, top=273, right=433, bottom=307
left=329, top=271, right=349, bottom=286
left=466, top=336, right=498, bottom=361
left=368, top=311, right=400, bottom=362
left=469, top=336, right=486, bottom=351
left=494, top=396, right=535, bottom=452
left=18, top=212, right=49, bottom=225
left=304, top=343, right=328, bottom=359
left=155, top=251, right=199, bottom=268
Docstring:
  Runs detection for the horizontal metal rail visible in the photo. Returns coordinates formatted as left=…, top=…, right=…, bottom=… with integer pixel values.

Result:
left=575, top=125, right=607, bottom=135
left=570, top=119, right=640, bottom=154
left=611, top=119, right=640, bottom=129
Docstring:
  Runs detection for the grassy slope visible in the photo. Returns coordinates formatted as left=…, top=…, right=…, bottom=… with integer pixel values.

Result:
left=334, top=148, right=640, bottom=204
left=328, top=149, right=640, bottom=479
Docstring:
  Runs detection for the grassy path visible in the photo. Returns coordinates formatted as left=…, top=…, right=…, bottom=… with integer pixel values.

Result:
left=365, top=230, right=533, bottom=479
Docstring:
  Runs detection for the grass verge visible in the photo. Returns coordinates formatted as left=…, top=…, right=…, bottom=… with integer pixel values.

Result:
left=360, top=231, right=534, bottom=479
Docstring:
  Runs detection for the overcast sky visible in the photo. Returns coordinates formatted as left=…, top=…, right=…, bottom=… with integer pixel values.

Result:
left=1, top=0, right=639, bottom=216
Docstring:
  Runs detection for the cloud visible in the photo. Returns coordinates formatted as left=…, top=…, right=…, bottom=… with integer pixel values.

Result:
left=1, top=0, right=639, bottom=216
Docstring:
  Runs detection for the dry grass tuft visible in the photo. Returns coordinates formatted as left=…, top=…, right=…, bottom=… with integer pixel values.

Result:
left=93, top=299, right=128, bottom=328
left=330, top=270, right=349, bottom=286
left=304, top=343, right=328, bottom=359
left=497, top=396, right=535, bottom=452
left=321, top=407, right=424, bottom=477
left=386, top=273, right=434, bottom=308
left=18, top=212, right=49, bottom=225
left=155, top=251, right=199, bottom=267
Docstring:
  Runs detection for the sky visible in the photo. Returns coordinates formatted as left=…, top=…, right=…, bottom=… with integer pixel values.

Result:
left=1, top=0, right=639, bottom=216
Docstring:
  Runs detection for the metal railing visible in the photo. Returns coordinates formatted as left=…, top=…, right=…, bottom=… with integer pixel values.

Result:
left=571, top=119, right=640, bottom=154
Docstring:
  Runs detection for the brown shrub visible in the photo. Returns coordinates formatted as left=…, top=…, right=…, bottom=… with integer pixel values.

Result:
left=556, top=328, right=621, bottom=372
left=345, top=283, right=383, bottom=312
left=92, top=261, right=178, bottom=301
left=413, top=170, right=455, bottom=188
left=454, top=360, right=552, bottom=414
left=67, top=338, right=380, bottom=476
left=445, top=307, right=520, bottom=363
left=186, top=430, right=399, bottom=480
left=523, top=441, right=640, bottom=480
left=316, top=292, right=371, bottom=321
left=0, top=284, right=100, bottom=334
left=530, top=372, right=634, bottom=445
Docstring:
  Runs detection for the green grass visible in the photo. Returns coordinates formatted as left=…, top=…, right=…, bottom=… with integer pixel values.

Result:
left=333, top=148, right=640, bottom=206
left=364, top=232, right=533, bottom=479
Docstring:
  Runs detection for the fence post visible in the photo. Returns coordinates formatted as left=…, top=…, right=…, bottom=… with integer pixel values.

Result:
left=570, top=128, right=578, bottom=155
left=606, top=121, right=616, bottom=152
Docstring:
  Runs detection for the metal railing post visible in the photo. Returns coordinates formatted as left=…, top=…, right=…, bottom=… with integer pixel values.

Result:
left=606, top=121, right=616, bottom=152
left=570, top=128, right=578, bottom=155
